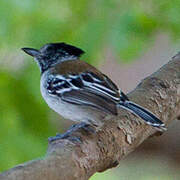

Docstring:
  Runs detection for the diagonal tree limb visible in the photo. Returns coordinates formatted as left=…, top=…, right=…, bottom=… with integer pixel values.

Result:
left=0, top=53, right=180, bottom=180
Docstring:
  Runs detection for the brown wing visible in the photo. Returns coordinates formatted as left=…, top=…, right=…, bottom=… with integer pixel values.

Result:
left=52, top=59, right=103, bottom=75
left=48, top=59, right=120, bottom=115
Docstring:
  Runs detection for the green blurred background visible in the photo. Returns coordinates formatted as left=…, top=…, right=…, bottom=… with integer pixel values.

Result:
left=0, top=0, right=180, bottom=179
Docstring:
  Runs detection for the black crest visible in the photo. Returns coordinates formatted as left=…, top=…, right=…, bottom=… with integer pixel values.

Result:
left=22, top=42, right=85, bottom=73
left=40, top=42, right=85, bottom=58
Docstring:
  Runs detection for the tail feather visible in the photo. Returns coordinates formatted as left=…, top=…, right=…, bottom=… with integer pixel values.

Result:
left=119, top=100, right=166, bottom=131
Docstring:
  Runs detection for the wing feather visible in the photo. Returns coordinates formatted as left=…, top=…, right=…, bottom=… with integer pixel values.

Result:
left=46, top=71, right=120, bottom=115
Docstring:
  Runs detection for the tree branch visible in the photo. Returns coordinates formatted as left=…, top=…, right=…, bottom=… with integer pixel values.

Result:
left=0, top=53, right=180, bottom=180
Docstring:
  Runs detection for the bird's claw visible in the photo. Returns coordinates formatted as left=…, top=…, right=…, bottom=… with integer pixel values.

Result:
left=48, top=122, right=95, bottom=143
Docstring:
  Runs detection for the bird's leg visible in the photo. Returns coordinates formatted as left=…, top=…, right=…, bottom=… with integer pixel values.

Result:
left=48, top=122, right=95, bottom=142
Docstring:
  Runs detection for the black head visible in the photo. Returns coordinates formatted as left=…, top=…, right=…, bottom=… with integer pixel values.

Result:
left=22, top=42, right=85, bottom=73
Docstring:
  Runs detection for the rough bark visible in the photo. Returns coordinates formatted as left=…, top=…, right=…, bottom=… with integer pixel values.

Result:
left=0, top=53, right=180, bottom=180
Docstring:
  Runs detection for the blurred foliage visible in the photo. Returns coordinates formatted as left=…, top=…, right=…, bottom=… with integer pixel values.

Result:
left=1, top=0, right=180, bottom=60
left=0, top=0, right=180, bottom=179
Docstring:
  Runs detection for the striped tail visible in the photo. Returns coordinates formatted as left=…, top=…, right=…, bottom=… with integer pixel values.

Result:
left=118, top=92, right=166, bottom=131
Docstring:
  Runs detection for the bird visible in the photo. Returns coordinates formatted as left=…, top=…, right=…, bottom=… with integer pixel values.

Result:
left=22, top=42, right=166, bottom=141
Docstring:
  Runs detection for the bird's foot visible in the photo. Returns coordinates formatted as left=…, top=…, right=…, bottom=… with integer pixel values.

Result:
left=48, top=133, right=82, bottom=143
left=48, top=122, right=95, bottom=143
left=75, top=122, right=96, bottom=133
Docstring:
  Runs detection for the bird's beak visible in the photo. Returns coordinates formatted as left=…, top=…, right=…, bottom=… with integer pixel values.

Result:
left=21, top=47, right=40, bottom=57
